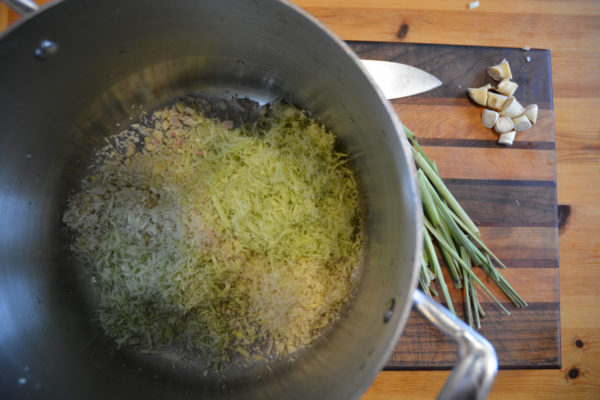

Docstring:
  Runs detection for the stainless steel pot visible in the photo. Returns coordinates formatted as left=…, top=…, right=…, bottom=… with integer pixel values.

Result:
left=0, top=1, right=496, bottom=399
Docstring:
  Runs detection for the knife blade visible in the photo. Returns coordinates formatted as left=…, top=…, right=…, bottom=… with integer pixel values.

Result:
left=361, top=59, right=442, bottom=100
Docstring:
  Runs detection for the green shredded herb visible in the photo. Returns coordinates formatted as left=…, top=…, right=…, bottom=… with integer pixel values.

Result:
left=63, top=100, right=362, bottom=367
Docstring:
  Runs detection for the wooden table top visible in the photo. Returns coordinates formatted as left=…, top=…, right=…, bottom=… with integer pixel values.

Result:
left=2, top=1, right=599, bottom=398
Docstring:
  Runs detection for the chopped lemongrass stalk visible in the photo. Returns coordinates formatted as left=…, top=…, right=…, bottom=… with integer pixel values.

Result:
left=496, top=79, right=519, bottom=97
left=487, top=92, right=509, bottom=111
left=472, top=290, right=482, bottom=328
left=414, top=151, right=480, bottom=235
left=431, top=160, right=439, bottom=176
left=407, top=127, right=525, bottom=325
left=420, top=256, right=434, bottom=284
left=494, top=116, right=515, bottom=134
left=483, top=254, right=528, bottom=307
left=463, top=271, right=474, bottom=328
left=460, top=247, right=474, bottom=328
left=405, top=126, right=438, bottom=173
left=524, top=104, right=539, bottom=125
left=448, top=211, right=509, bottom=270
left=424, top=219, right=511, bottom=315
left=421, top=174, right=463, bottom=285
left=477, top=301, right=487, bottom=319
left=487, top=59, right=512, bottom=81
left=424, top=228, right=455, bottom=315
left=432, top=192, right=487, bottom=265
left=498, top=130, right=516, bottom=145
left=499, top=97, right=526, bottom=118
left=435, top=197, right=525, bottom=308
left=436, top=219, right=463, bottom=287
left=438, top=220, right=463, bottom=287
left=418, top=170, right=441, bottom=226
left=513, top=114, right=532, bottom=131
left=482, top=109, right=499, bottom=129
left=467, top=84, right=491, bottom=106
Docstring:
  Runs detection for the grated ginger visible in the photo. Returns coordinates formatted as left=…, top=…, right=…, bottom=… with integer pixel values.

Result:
left=63, top=99, right=363, bottom=368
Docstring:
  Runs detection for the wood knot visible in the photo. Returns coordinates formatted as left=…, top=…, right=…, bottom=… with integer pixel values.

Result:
left=396, top=23, right=409, bottom=39
left=575, top=339, right=584, bottom=348
left=558, top=204, right=571, bottom=234
left=568, top=368, right=580, bottom=379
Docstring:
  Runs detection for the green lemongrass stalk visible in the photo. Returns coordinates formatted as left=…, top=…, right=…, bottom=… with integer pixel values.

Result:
left=404, top=126, right=439, bottom=174
left=461, top=247, right=483, bottom=327
left=449, top=211, right=509, bottom=270
left=418, top=170, right=441, bottom=226
left=476, top=301, right=486, bottom=318
left=421, top=244, right=436, bottom=281
left=408, top=128, right=526, bottom=327
left=438, top=231, right=463, bottom=288
left=432, top=192, right=488, bottom=266
left=431, top=161, right=439, bottom=176
left=460, top=247, right=475, bottom=329
left=414, top=151, right=480, bottom=235
left=427, top=178, right=526, bottom=307
left=423, top=228, right=455, bottom=315
left=420, top=172, right=463, bottom=286
left=419, top=257, right=433, bottom=294
left=424, top=218, right=511, bottom=315
left=419, top=273, right=432, bottom=296
left=437, top=216, right=463, bottom=287
left=482, top=254, right=528, bottom=307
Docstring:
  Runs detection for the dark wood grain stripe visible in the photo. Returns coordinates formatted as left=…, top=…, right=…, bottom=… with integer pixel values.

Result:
left=477, top=227, right=557, bottom=264
left=386, top=303, right=560, bottom=369
left=444, top=181, right=557, bottom=227
left=442, top=178, right=556, bottom=187
left=497, top=258, right=557, bottom=268
left=416, top=138, right=555, bottom=150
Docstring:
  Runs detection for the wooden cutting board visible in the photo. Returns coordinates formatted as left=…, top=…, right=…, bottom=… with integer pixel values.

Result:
left=348, top=41, right=560, bottom=369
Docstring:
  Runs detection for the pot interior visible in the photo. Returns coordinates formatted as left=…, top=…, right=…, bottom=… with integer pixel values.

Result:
left=0, top=1, right=420, bottom=399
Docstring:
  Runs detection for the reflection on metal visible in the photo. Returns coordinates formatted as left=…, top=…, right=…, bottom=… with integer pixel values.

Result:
left=1, top=0, right=39, bottom=16
left=413, top=290, right=498, bottom=400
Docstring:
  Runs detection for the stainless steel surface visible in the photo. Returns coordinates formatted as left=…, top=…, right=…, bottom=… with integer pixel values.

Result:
left=413, top=290, right=498, bottom=400
left=0, top=0, right=421, bottom=399
left=33, top=39, right=59, bottom=60
left=1, top=0, right=38, bottom=15
left=361, top=59, right=442, bottom=100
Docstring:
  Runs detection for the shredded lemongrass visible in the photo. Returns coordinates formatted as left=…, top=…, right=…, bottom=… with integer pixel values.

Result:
left=63, top=99, right=362, bottom=367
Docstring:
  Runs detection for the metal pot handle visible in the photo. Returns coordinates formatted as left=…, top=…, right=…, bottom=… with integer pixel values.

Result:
left=412, top=290, right=498, bottom=400
left=1, top=0, right=38, bottom=16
